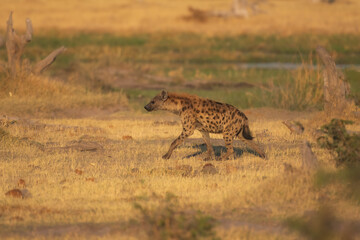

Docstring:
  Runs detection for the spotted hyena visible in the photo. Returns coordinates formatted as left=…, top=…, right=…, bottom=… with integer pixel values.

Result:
left=144, top=90, right=265, bottom=160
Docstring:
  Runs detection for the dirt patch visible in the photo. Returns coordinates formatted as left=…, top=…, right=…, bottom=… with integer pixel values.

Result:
left=49, top=106, right=127, bottom=119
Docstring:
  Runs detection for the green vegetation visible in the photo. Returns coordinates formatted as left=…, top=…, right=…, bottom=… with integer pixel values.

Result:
left=2, top=33, right=360, bottom=69
left=317, top=119, right=360, bottom=167
left=133, top=192, right=218, bottom=240
left=1, top=33, right=359, bottom=112
left=286, top=206, right=338, bottom=240
left=316, top=166, right=360, bottom=204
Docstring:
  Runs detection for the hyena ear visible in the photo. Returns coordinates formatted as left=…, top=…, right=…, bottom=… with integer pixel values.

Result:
left=161, top=90, right=168, bottom=101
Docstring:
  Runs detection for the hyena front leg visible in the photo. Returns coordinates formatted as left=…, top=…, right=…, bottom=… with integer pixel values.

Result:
left=162, top=128, right=194, bottom=159
left=219, top=131, right=234, bottom=161
left=162, top=112, right=195, bottom=159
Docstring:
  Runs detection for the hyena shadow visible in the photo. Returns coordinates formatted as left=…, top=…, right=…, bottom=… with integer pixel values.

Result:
left=185, top=143, right=261, bottom=160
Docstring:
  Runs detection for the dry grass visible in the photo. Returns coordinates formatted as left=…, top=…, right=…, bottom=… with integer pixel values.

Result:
left=1, top=110, right=359, bottom=239
left=263, top=54, right=324, bottom=110
left=0, top=74, right=129, bottom=117
left=0, top=0, right=359, bottom=35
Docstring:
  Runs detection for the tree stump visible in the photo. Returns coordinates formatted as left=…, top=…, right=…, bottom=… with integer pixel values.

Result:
left=0, top=12, right=65, bottom=77
left=316, top=46, right=354, bottom=117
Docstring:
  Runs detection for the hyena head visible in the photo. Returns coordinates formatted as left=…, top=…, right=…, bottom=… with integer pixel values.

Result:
left=144, top=90, right=168, bottom=112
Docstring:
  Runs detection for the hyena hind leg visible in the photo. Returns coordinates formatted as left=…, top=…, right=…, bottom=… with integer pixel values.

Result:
left=199, top=131, right=215, bottom=161
left=219, top=132, right=235, bottom=161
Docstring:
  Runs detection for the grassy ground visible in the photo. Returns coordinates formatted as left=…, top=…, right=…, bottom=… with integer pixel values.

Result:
left=3, top=33, right=360, bottom=65
left=1, top=0, right=360, bottom=239
left=1, top=109, right=359, bottom=239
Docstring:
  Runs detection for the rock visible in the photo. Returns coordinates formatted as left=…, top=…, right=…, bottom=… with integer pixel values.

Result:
left=18, top=179, right=26, bottom=188
left=75, top=169, right=83, bottom=175
left=70, top=140, right=103, bottom=152
left=20, top=189, right=32, bottom=199
left=5, top=189, right=23, bottom=198
left=9, top=216, right=24, bottom=221
left=301, top=141, right=318, bottom=171
left=122, top=135, right=133, bottom=140
left=201, top=163, right=218, bottom=175
left=283, top=163, right=294, bottom=173
left=175, top=165, right=193, bottom=177
left=225, top=164, right=238, bottom=174
left=86, top=177, right=95, bottom=182
left=282, top=121, right=304, bottom=134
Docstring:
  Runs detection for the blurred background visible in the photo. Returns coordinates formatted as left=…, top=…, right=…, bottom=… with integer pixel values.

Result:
left=0, top=0, right=359, bottom=115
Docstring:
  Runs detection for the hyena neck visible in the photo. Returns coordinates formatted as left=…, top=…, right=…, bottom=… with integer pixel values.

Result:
left=161, top=96, right=184, bottom=115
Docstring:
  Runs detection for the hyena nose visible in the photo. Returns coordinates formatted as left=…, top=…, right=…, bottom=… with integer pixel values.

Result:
left=144, top=105, right=150, bottom=111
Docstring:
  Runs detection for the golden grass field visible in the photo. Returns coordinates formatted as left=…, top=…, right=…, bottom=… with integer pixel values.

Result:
left=1, top=108, right=359, bottom=239
left=1, top=0, right=360, bottom=35
left=1, top=0, right=360, bottom=239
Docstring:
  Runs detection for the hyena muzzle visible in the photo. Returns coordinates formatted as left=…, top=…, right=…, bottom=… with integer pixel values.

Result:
left=144, top=90, right=265, bottom=160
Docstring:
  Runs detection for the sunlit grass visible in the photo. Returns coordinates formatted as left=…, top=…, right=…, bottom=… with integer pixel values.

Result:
left=0, top=74, right=128, bottom=117
left=1, top=111, right=359, bottom=238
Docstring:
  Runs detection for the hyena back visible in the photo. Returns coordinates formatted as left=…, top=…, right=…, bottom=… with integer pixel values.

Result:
left=144, top=90, right=265, bottom=160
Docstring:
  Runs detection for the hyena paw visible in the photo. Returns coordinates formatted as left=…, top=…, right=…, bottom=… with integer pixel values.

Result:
left=203, top=156, right=212, bottom=161
left=203, top=153, right=215, bottom=161
left=217, top=155, right=232, bottom=161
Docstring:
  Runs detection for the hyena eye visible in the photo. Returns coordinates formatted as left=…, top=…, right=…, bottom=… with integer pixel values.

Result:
left=151, top=101, right=155, bottom=104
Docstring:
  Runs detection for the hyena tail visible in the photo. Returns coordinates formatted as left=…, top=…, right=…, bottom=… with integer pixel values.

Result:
left=242, top=122, right=254, bottom=140
left=239, top=121, right=266, bottom=158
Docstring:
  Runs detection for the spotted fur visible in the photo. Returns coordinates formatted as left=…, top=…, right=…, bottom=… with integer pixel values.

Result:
left=144, top=90, right=265, bottom=160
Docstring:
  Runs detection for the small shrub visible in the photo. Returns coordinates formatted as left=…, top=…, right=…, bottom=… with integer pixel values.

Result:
left=0, top=127, right=18, bottom=145
left=0, top=73, right=129, bottom=117
left=0, top=128, right=9, bottom=140
left=317, top=119, right=360, bottom=167
left=315, top=166, right=360, bottom=203
left=286, top=206, right=336, bottom=240
left=133, top=192, right=218, bottom=240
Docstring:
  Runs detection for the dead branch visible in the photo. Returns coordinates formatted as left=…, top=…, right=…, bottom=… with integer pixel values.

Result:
left=187, top=0, right=266, bottom=20
left=6, top=11, right=17, bottom=76
left=0, top=35, right=4, bottom=47
left=282, top=120, right=304, bottom=135
left=33, top=46, right=66, bottom=74
left=316, top=46, right=353, bottom=116
left=23, top=18, right=33, bottom=43
left=1, top=12, right=63, bottom=76
left=231, top=0, right=249, bottom=17
left=0, top=62, right=5, bottom=73
left=187, top=7, right=209, bottom=22
left=5, top=12, right=33, bottom=76
left=301, top=141, right=318, bottom=171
